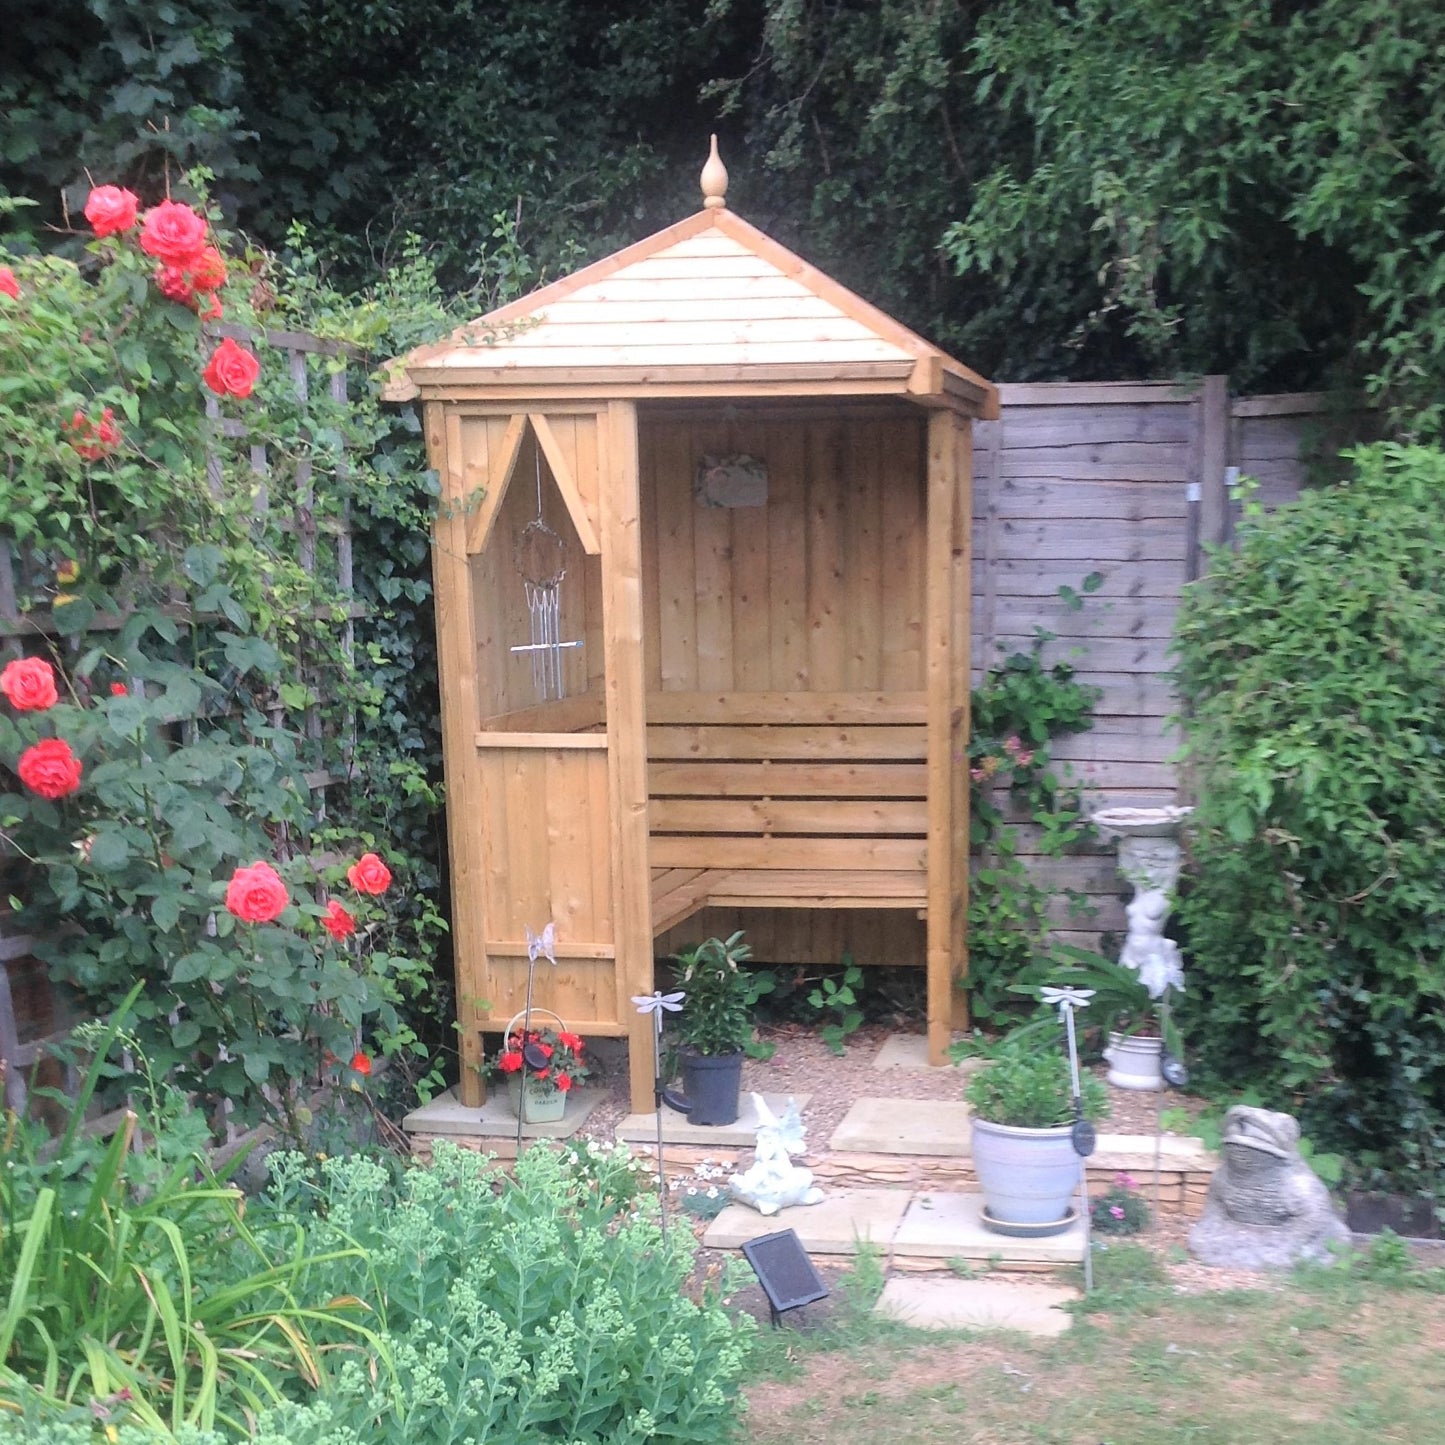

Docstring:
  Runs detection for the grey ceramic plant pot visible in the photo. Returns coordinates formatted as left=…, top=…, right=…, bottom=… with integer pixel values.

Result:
left=970, top=1118, right=1080, bottom=1231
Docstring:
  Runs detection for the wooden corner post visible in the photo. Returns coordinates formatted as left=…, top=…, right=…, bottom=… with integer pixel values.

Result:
left=600, top=400, right=656, bottom=1115
left=925, top=410, right=972, bottom=1065
left=427, top=403, right=491, bottom=1105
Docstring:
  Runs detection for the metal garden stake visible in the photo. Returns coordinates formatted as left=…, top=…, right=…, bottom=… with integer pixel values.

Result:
left=515, top=922, right=558, bottom=1155
left=1041, top=984, right=1097, bottom=1293
left=631, top=989, right=689, bottom=1238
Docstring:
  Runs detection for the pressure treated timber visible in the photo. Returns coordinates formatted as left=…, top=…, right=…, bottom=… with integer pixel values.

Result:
left=648, top=798, right=928, bottom=836
left=646, top=725, right=926, bottom=761
left=430, top=404, right=490, bottom=1104
left=599, top=400, right=656, bottom=1115
left=648, top=761, right=929, bottom=798
left=644, top=691, right=926, bottom=725
left=650, top=836, right=926, bottom=872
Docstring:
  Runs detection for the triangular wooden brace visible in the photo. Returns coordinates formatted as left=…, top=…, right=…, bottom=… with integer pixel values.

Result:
left=528, top=413, right=601, bottom=555
left=464, top=413, right=528, bottom=556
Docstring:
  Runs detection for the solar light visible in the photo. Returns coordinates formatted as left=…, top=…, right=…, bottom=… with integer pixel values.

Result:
left=741, top=1230, right=829, bottom=1328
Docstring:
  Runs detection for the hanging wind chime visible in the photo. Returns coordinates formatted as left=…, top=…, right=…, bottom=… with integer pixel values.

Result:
left=509, top=445, right=581, bottom=700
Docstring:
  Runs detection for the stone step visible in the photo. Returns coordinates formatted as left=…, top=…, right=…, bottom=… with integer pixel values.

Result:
left=615, top=1093, right=811, bottom=1149
left=702, top=1187, right=1086, bottom=1266
left=874, top=1276, right=1079, bottom=1336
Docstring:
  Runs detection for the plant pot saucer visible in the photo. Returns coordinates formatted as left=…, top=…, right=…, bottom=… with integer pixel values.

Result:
left=979, top=1205, right=1078, bottom=1239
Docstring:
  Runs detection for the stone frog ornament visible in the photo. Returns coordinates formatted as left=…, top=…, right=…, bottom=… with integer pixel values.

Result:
left=728, top=1094, right=824, bottom=1216
left=1189, top=1105, right=1351, bottom=1269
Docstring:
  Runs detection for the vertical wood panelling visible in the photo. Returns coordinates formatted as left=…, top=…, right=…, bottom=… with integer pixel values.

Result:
left=806, top=421, right=846, bottom=690
left=637, top=411, right=928, bottom=698
left=948, top=416, right=973, bottom=1029
left=600, top=400, right=656, bottom=1114
left=430, top=405, right=490, bottom=1102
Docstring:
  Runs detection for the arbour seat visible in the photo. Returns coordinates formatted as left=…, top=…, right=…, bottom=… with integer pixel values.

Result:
left=645, top=692, right=931, bottom=944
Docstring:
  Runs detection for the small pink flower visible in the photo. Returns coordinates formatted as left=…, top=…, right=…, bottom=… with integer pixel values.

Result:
left=0, top=266, right=19, bottom=300
left=1116, top=1172, right=1137, bottom=1189
left=1110, top=1205, right=1125, bottom=1220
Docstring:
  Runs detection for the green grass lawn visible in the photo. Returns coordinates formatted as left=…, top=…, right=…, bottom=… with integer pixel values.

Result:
left=743, top=1242, right=1445, bottom=1444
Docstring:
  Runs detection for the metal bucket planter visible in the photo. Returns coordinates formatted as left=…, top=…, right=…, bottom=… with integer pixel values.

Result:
left=506, top=1074, right=568, bottom=1124
left=970, top=1118, right=1080, bottom=1234
left=504, top=1006, right=571, bottom=1124
left=1104, top=1031, right=1163, bottom=1091
left=678, top=1048, right=743, bottom=1126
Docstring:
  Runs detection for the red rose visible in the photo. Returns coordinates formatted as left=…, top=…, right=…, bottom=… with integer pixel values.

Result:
left=1, top=657, right=59, bottom=711
left=190, top=246, right=227, bottom=292
left=109, top=682, right=128, bottom=697
left=0, top=267, right=18, bottom=300
left=322, top=899, right=356, bottom=940
left=154, top=265, right=195, bottom=304
left=16, top=738, right=83, bottom=799
left=555, top=1072, right=573, bottom=1092
left=224, top=860, right=289, bottom=923
left=346, top=852, right=392, bottom=895
left=498, top=1049, right=523, bottom=1073
left=350, top=1052, right=372, bottom=1076
left=63, top=407, right=122, bottom=462
left=84, top=185, right=140, bottom=237
left=139, top=200, right=208, bottom=267
left=202, top=338, right=261, bottom=399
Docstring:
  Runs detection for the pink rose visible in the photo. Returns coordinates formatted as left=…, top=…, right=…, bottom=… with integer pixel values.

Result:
left=224, top=861, right=289, bottom=923
left=202, top=338, right=261, bottom=399
left=84, top=185, right=140, bottom=237
left=139, top=200, right=208, bottom=267
left=346, top=852, right=392, bottom=895
left=1, top=657, right=59, bottom=711
left=16, top=738, right=83, bottom=799
left=0, top=267, right=18, bottom=300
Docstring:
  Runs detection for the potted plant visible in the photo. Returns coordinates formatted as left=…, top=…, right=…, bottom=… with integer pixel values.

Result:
left=1035, top=944, right=1186, bottom=1091
left=963, top=1037, right=1108, bottom=1233
left=671, top=932, right=769, bottom=1126
left=492, top=1019, right=590, bottom=1123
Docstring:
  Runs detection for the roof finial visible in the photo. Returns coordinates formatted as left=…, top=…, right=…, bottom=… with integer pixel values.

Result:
left=701, top=134, right=728, bottom=210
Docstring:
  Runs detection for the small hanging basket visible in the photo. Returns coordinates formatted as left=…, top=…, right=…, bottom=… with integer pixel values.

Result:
left=503, top=1007, right=571, bottom=1123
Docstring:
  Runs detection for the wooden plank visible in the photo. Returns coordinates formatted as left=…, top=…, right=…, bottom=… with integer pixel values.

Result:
left=600, top=400, right=656, bottom=1116
left=705, top=869, right=927, bottom=900
left=654, top=421, right=697, bottom=691
left=692, top=430, right=734, bottom=690
left=474, top=731, right=609, bottom=749
left=501, top=317, right=891, bottom=348
left=484, top=939, right=617, bottom=960
left=431, top=405, right=490, bottom=1103
left=997, top=447, right=1191, bottom=483
left=1231, top=392, right=1332, bottom=418
left=977, top=556, right=1186, bottom=598
left=980, top=480, right=1189, bottom=523
left=409, top=374, right=918, bottom=404
left=477, top=693, right=605, bottom=733
left=949, top=414, right=973, bottom=1033
left=648, top=761, right=929, bottom=797
left=528, top=412, right=601, bottom=554
left=925, top=409, right=957, bottom=1064
left=542, top=295, right=847, bottom=325
left=806, top=420, right=847, bottom=689
left=998, top=405, right=1197, bottom=448
left=766, top=425, right=809, bottom=688
left=645, top=724, right=927, bottom=760
left=729, top=445, right=772, bottom=690
left=843, top=418, right=884, bottom=688
left=992, top=520, right=1187, bottom=563
left=650, top=835, right=926, bottom=872
left=461, top=341, right=916, bottom=369
left=648, top=798, right=928, bottom=835
left=999, top=381, right=1200, bottom=407
left=1198, top=374, right=1231, bottom=549
left=464, top=412, right=526, bottom=555
left=643, top=691, right=927, bottom=725
left=880, top=417, right=926, bottom=691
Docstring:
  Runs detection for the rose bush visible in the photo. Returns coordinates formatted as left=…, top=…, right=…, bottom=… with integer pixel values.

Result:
left=138, top=198, right=208, bottom=266
left=346, top=851, right=392, bottom=895
left=83, top=184, right=139, bottom=237
left=202, top=336, right=261, bottom=397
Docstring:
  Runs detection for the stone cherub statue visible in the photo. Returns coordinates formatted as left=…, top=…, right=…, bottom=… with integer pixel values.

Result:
left=728, top=1094, right=824, bottom=1216
left=1189, top=1105, right=1351, bottom=1269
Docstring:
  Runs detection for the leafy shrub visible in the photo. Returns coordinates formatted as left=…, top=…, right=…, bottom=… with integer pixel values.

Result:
left=260, top=1141, right=753, bottom=1445
left=672, top=932, right=772, bottom=1055
left=1091, top=1173, right=1150, bottom=1236
left=0, top=994, right=370, bottom=1436
left=962, top=1036, right=1108, bottom=1128
left=1173, top=443, right=1445, bottom=1207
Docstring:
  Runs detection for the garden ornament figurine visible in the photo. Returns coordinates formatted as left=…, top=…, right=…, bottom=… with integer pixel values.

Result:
left=729, top=1095, right=824, bottom=1215
left=1189, top=1105, right=1351, bottom=1269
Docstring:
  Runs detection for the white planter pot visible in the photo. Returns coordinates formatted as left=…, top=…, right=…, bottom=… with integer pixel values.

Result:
left=970, top=1118, right=1080, bottom=1231
left=1104, top=1031, right=1163, bottom=1091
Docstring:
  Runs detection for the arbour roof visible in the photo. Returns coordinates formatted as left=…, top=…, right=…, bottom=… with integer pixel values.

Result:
left=387, top=207, right=997, bottom=417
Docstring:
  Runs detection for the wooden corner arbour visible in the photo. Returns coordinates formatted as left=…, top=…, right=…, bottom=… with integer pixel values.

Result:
left=396, top=145, right=996, bottom=1115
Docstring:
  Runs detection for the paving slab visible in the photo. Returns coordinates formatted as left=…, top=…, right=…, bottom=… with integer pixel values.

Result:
left=894, top=1192, right=1086, bottom=1264
left=401, top=1086, right=599, bottom=1140
left=1090, top=1132, right=1217, bottom=1173
left=703, top=1187, right=909, bottom=1253
left=874, top=1277, right=1078, bottom=1336
left=615, top=1092, right=810, bottom=1149
left=829, top=1097, right=973, bottom=1156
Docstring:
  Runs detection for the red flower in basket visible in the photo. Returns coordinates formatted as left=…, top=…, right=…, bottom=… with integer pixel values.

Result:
left=497, top=1049, right=524, bottom=1074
